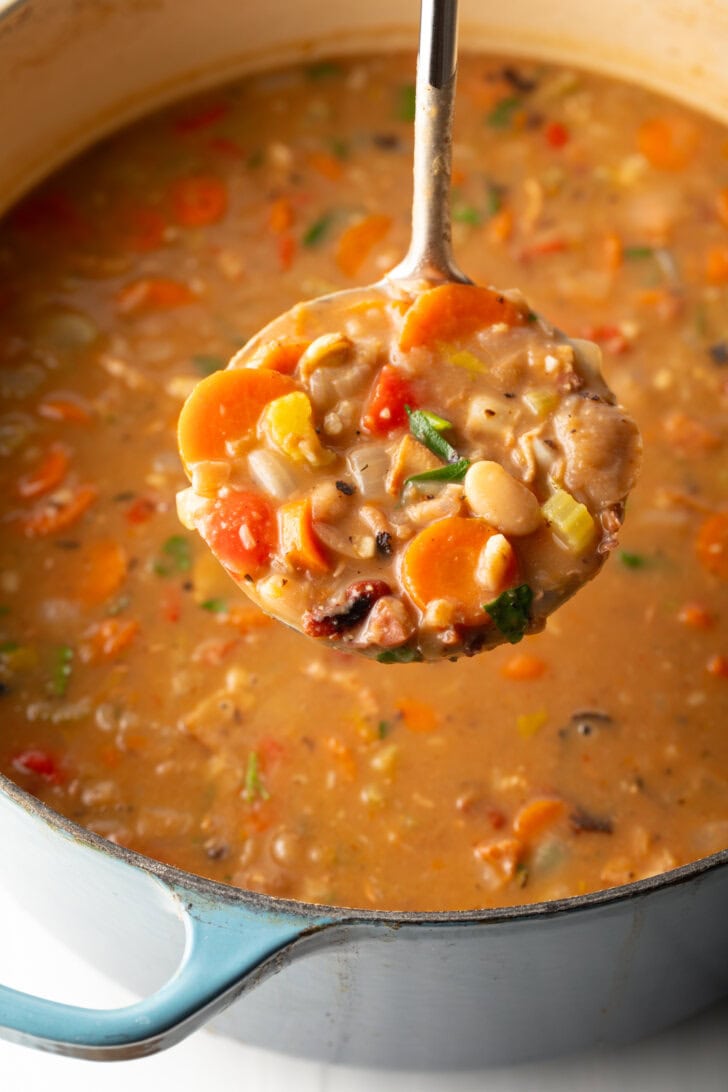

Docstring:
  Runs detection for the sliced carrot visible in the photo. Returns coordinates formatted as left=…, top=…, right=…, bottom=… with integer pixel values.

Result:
left=500, top=653, right=547, bottom=681
left=396, top=697, right=438, bottom=733
left=487, top=207, right=513, bottom=244
left=677, top=602, right=714, bottom=629
left=76, top=539, right=128, bottom=605
left=399, top=283, right=525, bottom=351
left=268, top=196, right=295, bottom=234
left=696, top=512, right=728, bottom=579
left=178, top=367, right=295, bottom=467
left=308, top=151, right=344, bottom=182
left=197, top=491, right=277, bottom=577
left=602, top=231, right=623, bottom=272
left=336, top=214, right=392, bottom=278
left=79, top=618, right=139, bottom=663
left=278, top=233, right=296, bottom=271
left=37, top=395, right=91, bottom=423
left=707, top=654, right=728, bottom=679
left=125, top=496, right=157, bottom=525
left=705, top=244, right=728, bottom=285
left=169, top=174, right=228, bottom=226
left=513, top=796, right=566, bottom=839
left=116, top=277, right=195, bottom=314
left=16, top=444, right=70, bottom=499
left=21, top=484, right=97, bottom=538
left=246, top=336, right=310, bottom=374
left=472, top=837, right=523, bottom=885
left=361, top=364, right=417, bottom=435
left=401, top=516, right=512, bottom=624
left=717, top=187, right=728, bottom=229
left=637, top=115, right=699, bottom=170
left=278, top=497, right=330, bottom=573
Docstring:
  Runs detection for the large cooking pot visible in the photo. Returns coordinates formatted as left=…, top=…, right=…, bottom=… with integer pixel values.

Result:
left=0, top=0, right=727, bottom=1068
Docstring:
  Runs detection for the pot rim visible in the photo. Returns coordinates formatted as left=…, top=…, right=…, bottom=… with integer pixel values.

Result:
left=3, top=770, right=726, bottom=926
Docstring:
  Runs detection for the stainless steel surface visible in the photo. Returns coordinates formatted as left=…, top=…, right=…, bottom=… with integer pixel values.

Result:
left=389, top=0, right=471, bottom=285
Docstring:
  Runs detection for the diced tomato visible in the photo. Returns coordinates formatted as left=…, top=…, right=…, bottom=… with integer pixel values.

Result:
left=160, top=587, right=182, bottom=624
left=581, top=324, right=631, bottom=355
left=278, top=233, right=296, bottom=271
left=11, top=748, right=63, bottom=784
left=362, top=365, right=417, bottom=435
left=169, top=175, right=228, bottom=227
left=125, top=496, right=157, bottom=525
left=707, top=654, right=728, bottom=679
left=198, top=491, right=277, bottom=576
left=545, top=121, right=569, bottom=148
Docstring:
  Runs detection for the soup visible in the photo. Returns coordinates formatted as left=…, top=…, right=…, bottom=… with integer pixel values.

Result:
left=0, top=53, right=726, bottom=911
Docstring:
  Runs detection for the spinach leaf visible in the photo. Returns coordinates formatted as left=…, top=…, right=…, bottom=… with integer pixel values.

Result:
left=484, top=584, right=533, bottom=644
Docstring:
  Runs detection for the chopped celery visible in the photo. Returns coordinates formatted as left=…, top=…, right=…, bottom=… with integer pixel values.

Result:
left=524, top=387, right=559, bottom=417
left=449, top=349, right=488, bottom=375
left=542, top=489, right=595, bottom=553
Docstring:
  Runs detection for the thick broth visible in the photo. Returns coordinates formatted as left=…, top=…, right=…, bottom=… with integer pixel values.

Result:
left=0, top=54, right=726, bottom=911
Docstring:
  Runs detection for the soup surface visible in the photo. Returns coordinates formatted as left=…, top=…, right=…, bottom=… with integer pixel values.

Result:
left=0, top=54, right=726, bottom=911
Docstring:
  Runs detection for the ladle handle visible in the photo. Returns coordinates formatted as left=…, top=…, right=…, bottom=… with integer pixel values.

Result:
left=388, top=0, right=470, bottom=285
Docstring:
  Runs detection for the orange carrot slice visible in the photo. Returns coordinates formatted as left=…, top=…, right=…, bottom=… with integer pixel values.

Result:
left=178, top=367, right=295, bottom=467
left=21, top=483, right=97, bottom=538
left=77, top=539, right=128, bottom=605
left=246, top=336, right=310, bottom=374
left=278, top=497, right=330, bottom=573
left=336, top=214, right=392, bottom=277
left=169, top=175, right=228, bottom=226
left=637, top=115, right=699, bottom=170
left=197, top=491, right=277, bottom=576
left=308, top=151, right=344, bottom=182
left=696, top=512, right=728, bottom=579
left=400, top=515, right=506, bottom=624
left=399, top=283, right=525, bottom=351
left=80, top=618, right=139, bottom=663
left=16, top=444, right=70, bottom=499
left=268, top=197, right=294, bottom=234
left=396, top=697, right=438, bottom=733
left=500, top=652, right=547, bottom=681
left=513, top=797, right=566, bottom=839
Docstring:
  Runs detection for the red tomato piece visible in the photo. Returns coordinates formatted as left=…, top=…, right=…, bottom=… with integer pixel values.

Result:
left=198, top=491, right=277, bottom=577
left=545, top=121, right=569, bottom=148
left=169, top=175, right=228, bottom=227
left=362, top=365, right=417, bottom=435
left=11, top=748, right=62, bottom=783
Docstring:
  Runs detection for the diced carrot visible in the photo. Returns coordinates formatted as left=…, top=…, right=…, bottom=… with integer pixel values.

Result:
left=472, top=837, right=523, bottom=885
left=401, top=516, right=515, bottom=624
left=326, top=736, right=356, bottom=780
left=76, top=539, right=128, bottom=605
left=308, top=151, right=344, bottom=181
left=278, top=497, right=330, bottom=573
left=174, top=102, right=229, bottom=133
left=705, top=245, right=728, bottom=285
left=361, top=364, right=417, bottom=435
left=500, top=652, right=547, bottom=681
left=663, top=411, right=720, bottom=456
left=487, top=207, right=513, bottom=244
left=399, top=283, right=525, bottom=351
left=451, top=166, right=467, bottom=187
left=246, top=336, right=310, bottom=374
left=16, top=444, right=70, bottom=499
left=335, top=214, right=392, bottom=277
left=169, top=174, right=228, bottom=226
left=520, top=236, right=568, bottom=260
left=125, top=496, right=157, bottom=524
left=545, top=121, right=569, bottom=148
left=513, top=796, right=566, bottom=839
left=113, top=201, right=166, bottom=252
left=696, top=512, right=728, bottom=579
left=396, top=697, right=438, bottom=733
left=197, top=491, right=277, bottom=577
left=707, top=654, right=728, bottom=678
left=603, top=231, right=623, bottom=272
left=21, top=484, right=97, bottom=538
left=224, top=605, right=274, bottom=634
left=178, top=366, right=295, bottom=467
left=116, top=277, right=195, bottom=314
left=717, top=187, right=728, bottom=228
left=79, top=617, right=139, bottom=663
left=581, top=324, right=631, bottom=355
left=677, top=602, right=714, bottom=629
left=278, top=233, right=297, bottom=271
left=37, top=395, right=91, bottom=423
left=268, top=196, right=295, bottom=234
left=637, top=115, right=699, bottom=170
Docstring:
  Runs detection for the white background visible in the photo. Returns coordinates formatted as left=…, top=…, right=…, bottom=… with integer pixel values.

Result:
left=0, top=887, right=726, bottom=1092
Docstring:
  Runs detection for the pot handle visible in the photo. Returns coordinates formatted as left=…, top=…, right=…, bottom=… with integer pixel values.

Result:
left=0, top=879, right=333, bottom=1060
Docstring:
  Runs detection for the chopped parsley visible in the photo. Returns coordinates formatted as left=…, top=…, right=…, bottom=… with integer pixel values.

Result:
left=243, top=751, right=269, bottom=803
left=623, top=245, right=654, bottom=261
left=485, top=182, right=503, bottom=216
left=154, top=534, right=192, bottom=576
left=484, top=584, right=533, bottom=644
left=452, top=204, right=482, bottom=225
left=619, top=550, right=649, bottom=569
left=49, top=644, right=73, bottom=698
left=376, top=646, right=423, bottom=664
left=201, top=598, right=228, bottom=614
left=486, top=96, right=522, bottom=129
left=302, top=213, right=333, bottom=247
left=378, top=719, right=391, bottom=738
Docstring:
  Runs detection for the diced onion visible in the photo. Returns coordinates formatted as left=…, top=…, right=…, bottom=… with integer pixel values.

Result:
left=247, top=449, right=298, bottom=500
left=347, top=444, right=391, bottom=499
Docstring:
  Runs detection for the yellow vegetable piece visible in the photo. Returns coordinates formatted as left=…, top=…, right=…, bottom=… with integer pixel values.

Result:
left=1, top=645, right=39, bottom=673
left=260, top=391, right=335, bottom=467
left=448, top=348, right=488, bottom=375
left=541, top=488, right=596, bottom=553
left=516, top=709, right=548, bottom=738
left=524, top=388, right=559, bottom=417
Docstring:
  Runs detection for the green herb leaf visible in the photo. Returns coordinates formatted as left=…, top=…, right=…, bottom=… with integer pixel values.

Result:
left=49, top=644, right=73, bottom=698
left=201, top=598, right=228, bottom=613
left=484, top=584, right=533, bottom=644
left=306, top=60, right=342, bottom=81
left=192, top=353, right=224, bottom=376
left=487, top=96, right=522, bottom=129
left=302, top=213, right=333, bottom=247
left=397, top=84, right=417, bottom=123
left=406, top=406, right=460, bottom=464
left=619, top=550, right=649, bottom=569
left=405, top=459, right=470, bottom=487
left=378, top=719, right=391, bottom=738
left=485, top=182, right=503, bottom=216
left=154, top=534, right=192, bottom=576
left=243, top=751, right=269, bottom=803
left=376, top=646, right=423, bottom=664
left=624, top=246, right=654, bottom=261
left=452, top=204, right=482, bottom=225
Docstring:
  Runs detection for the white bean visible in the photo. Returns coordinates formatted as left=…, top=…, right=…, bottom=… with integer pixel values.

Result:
left=464, top=460, right=543, bottom=536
